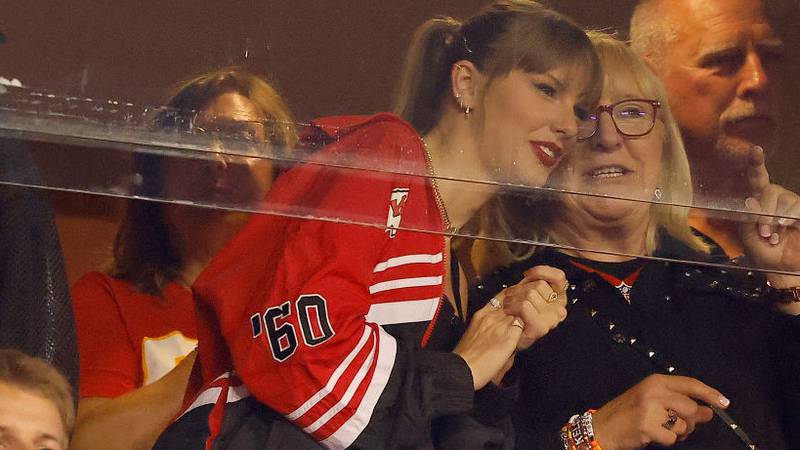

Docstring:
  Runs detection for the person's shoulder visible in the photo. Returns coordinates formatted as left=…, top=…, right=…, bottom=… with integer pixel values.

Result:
left=71, top=272, right=130, bottom=318
left=656, top=230, right=775, bottom=306
left=306, top=113, right=418, bottom=141
left=656, top=228, right=727, bottom=263
left=302, top=113, right=423, bottom=161
left=279, top=113, right=430, bottom=211
left=73, top=271, right=121, bottom=292
left=72, top=272, right=152, bottom=303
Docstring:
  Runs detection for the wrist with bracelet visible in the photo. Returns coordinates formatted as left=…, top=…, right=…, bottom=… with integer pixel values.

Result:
left=766, top=280, right=800, bottom=304
left=560, top=409, right=603, bottom=450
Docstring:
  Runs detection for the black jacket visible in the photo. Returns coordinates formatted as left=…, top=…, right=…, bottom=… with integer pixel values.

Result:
left=471, top=237, right=800, bottom=449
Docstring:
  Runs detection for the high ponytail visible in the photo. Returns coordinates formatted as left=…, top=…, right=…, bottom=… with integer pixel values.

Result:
left=393, top=17, right=462, bottom=135
left=394, top=1, right=602, bottom=137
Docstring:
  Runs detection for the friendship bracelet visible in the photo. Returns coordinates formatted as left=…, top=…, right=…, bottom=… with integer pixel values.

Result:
left=560, top=410, right=603, bottom=450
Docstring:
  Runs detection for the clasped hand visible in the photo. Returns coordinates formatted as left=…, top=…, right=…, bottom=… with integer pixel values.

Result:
left=453, top=265, right=568, bottom=390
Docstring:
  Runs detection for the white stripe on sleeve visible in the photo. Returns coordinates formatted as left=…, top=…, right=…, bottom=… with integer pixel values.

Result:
left=287, top=327, right=373, bottom=421
left=368, top=276, right=443, bottom=294
left=372, top=253, right=443, bottom=273
left=177, top=372, right=232, bottom=418
left=303, top=332, right=378, bottom=434
left=320, top=326, right=397, bottom=450
left=365, top=298, right=441, bottom=325
left=227, top=383, right=250, bottom=403
left=178, top=387, right=223, bottom=419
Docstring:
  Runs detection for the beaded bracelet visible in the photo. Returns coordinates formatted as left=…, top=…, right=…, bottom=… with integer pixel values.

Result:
left=560, top=410, right=603, bottom=450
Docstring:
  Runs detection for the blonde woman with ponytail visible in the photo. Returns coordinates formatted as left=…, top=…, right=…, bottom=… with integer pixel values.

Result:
left=155, top=2, right=602, bottom=449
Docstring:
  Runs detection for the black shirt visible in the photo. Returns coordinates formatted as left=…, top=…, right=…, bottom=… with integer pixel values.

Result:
left=470, top=237, right=800, bottom=449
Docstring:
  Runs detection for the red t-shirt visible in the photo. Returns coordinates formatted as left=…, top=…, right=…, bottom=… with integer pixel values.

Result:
left=72, top=272, right=198, bottom=399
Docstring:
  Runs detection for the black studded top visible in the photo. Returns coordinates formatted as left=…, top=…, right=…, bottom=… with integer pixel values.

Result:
left=469, top=234, right=800, bottom=450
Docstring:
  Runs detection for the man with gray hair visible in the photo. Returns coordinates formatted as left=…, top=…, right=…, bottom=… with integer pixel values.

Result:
left=630, top=0, right=787, bottom=257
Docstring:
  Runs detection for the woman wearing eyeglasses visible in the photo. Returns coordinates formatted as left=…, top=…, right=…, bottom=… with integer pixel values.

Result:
left=468, top=32, right=800, bottom=449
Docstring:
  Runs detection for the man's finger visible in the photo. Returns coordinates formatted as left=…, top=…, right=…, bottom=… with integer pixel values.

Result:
left=775, top=191, right=800, bottom=228
left=758, top=186, right=783, bottom=235
left=777, top=201, right=800, bottom=229
left=747, top=145, right=770, bottom=194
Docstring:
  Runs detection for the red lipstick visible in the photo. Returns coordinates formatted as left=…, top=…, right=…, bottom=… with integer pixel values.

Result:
left=530, top=141, right=563, bottom=168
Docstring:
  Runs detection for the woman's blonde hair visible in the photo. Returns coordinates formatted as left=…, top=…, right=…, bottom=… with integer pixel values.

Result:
left=472, top=31, right=709, bottom=275
left=393, top=0, right=602, bottom=135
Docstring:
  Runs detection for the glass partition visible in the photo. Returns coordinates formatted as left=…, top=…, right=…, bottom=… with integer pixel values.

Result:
left=2, top=81, right=799, bottom=276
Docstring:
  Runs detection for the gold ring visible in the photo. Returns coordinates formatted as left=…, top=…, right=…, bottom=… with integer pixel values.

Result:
left=511, top=318, right=524, bottom=329
left=547, top=292, right=558, bottom=304
left=489, top=297, right=502, bottom=309
left=562, top=281, right=571, bottom=293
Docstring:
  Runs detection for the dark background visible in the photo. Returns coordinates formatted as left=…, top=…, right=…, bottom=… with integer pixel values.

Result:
left=0, top=0, right=797, bottom=283
left=1, top=0, right=638, bottom=119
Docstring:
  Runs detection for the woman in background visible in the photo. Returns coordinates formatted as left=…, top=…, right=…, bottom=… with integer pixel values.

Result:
left=71, top=68, right=297, bottom=450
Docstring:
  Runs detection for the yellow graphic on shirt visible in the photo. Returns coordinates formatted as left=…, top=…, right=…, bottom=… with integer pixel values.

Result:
left=141, top=331, right=198, bottom=386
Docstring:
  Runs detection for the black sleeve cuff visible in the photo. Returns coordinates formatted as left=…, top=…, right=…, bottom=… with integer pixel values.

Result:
left=473, top=366, right=520, bottom=425
left=418, top=350, right=475, bottom=418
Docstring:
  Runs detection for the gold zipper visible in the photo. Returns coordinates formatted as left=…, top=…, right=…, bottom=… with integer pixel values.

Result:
left=420, top=138, right=452, bottom=231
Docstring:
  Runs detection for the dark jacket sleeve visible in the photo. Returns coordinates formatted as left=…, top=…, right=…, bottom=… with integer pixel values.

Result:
left=0, top=138, right=78, bottom=389
left=431, top=374, right=519, bottom=450
left=473, top=369, right=520, bottom=426
left=345, top=348, right=475, bottom=449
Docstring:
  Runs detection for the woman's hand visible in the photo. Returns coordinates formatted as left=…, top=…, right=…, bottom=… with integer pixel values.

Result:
left=453, top=302, right=522, bottom=390
left=591, top=375, right=729, bottom=450
left=495, top=265, right=568, bottom=351
left=455, top=265, right=567, bottom=389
